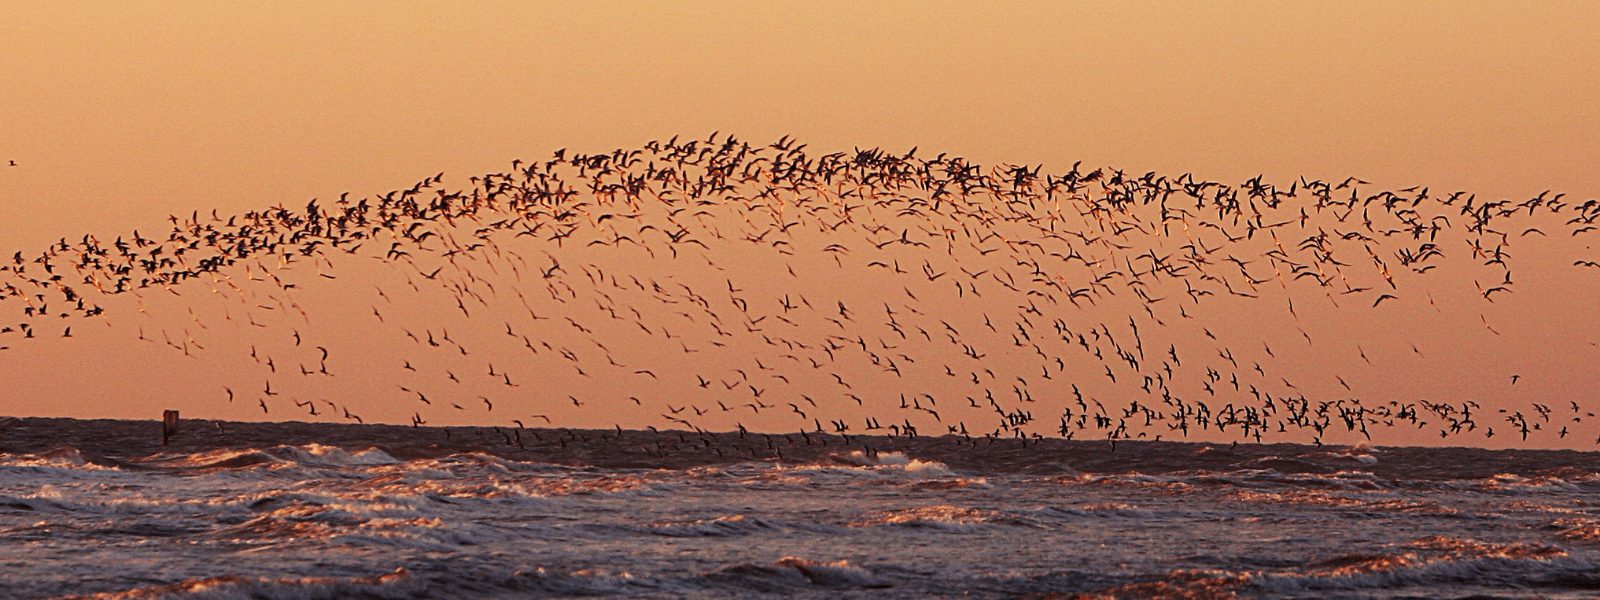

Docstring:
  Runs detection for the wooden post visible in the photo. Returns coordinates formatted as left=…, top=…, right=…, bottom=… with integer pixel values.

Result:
left=162, top=410, right=179, bottom=445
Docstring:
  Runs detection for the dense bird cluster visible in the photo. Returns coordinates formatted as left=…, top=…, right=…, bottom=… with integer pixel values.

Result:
left=2, top=134, right=1597, bottom=449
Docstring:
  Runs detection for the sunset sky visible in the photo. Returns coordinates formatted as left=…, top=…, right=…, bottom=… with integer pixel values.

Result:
left=3, top=2, right=1599, bottom=446
left=5, top=2, right=1597, bottom=248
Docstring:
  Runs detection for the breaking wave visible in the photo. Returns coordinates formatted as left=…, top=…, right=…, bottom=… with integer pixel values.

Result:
left=6, top=419, right=1600, bottom=598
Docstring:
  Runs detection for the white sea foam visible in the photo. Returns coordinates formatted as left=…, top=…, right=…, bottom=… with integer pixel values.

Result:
left=6, top=440, right=1600, bottom=599
left=851, top=505, right=1008, bottom=531
left=832, top=450, right=955, bottom=476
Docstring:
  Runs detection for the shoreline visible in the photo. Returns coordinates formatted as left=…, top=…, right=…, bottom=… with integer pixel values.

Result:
left=3, top=416, right=1595, bottom=479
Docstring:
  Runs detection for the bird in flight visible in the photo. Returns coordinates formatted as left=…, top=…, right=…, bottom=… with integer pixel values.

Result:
left=0, top=133, right=1594, bottom=451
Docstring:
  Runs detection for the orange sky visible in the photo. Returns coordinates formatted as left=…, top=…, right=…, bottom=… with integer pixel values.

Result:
left=2, top=2, right=1600, bottom=446
left=4, top=2, right=1598, bottom=249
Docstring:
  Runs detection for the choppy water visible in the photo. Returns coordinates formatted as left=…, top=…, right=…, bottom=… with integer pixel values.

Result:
left=4, top=418, right=1600, bottom=598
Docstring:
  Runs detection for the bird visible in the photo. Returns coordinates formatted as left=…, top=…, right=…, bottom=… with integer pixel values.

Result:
left=0, top=133, right=1592, bottom=452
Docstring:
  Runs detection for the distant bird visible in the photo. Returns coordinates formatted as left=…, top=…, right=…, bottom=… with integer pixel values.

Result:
left=0, top=133, right=1592, bottom=450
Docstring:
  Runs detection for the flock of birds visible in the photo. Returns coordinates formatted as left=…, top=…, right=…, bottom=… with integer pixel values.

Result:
left=2, top=134, right=1599, bottom=450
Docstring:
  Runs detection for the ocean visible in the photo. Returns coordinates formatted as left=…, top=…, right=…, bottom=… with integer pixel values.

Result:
left=3, top=417, right=1599, bottom=599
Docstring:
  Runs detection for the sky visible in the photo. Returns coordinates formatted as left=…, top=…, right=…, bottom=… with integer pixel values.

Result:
left=4, top=2, right=1597, bottom=249
left=2, top=2, right=1599, bottom=445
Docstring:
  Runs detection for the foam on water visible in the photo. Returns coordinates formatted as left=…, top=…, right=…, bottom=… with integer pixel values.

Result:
left=828, top=450, right=956, bottom=476
left=6, top=421, right=1600, bottom=598
left=850, top=505, right=1018, bottom=532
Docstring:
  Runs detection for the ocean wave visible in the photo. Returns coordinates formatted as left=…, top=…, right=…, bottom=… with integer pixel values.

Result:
left=1077, top=569, right=1252, bottom=600
left=495, top=567, right=646, bottom=596
left=1058, top=472, right=1196, bottom=494
left=447, top=473, right=661, bottom=499
left=1033, top=502, right=1156, bottom=520
left=832, top=450, right=955, bottom=476
left=11, top=422, right=1600, bottom=599
left=1467, top=473, right=1587, bottom=494
left=148, top=444, right=398, bottom=473
left=0, top=447, right=122, bottom=472
left=59, top=568, right=416, bottom=600
left=1257, top=538, right=1589, bottom=594
left=0, top=483, right=227, bottom=517
left=1550, top=518, right=1600, bottom=543
left=752, top=451, right=964, bottom=488
left=1226, top=490, right=1460, bottom=515
left=643, top=514, right=785, bottom=537
left=850, top=505, right=1022, bottom=531
left=697, top=557, right=892, bottom=592
left=0, top=493, right=57, bottom=513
